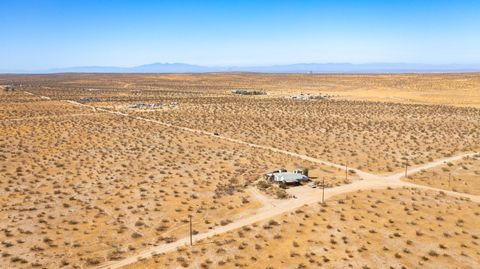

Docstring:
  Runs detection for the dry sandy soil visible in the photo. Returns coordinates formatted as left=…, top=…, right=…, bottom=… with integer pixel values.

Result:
left=0, top=73, right=479, bottom=268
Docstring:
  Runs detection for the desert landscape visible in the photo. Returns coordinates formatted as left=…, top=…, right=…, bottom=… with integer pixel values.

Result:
left=0, top=73, right=479, bottom=269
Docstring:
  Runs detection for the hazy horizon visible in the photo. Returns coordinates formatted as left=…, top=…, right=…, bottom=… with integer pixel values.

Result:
left=3, top=62, right=480, bottom=74
left=1, top=0, right=480, bottom=71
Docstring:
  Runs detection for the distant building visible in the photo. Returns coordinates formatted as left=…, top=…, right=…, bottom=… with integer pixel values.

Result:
left=231, top=89, right=266, bottom=96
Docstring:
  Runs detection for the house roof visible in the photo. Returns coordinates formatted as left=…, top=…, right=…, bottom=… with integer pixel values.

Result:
left=273, top=172, right=307, bottom=183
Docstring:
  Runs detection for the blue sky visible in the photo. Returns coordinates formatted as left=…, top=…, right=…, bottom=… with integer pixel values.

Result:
left=1, top=0, right=479, bottom=70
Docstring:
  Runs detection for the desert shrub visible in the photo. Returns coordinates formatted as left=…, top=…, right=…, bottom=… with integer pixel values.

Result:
left=131, top=232, right=142, bottom=238
left=276, top=189, right=288, bottom=199
left=257, top=180, right=270, bottom=190
left=85, top=256, right=103, bottom=265
left=268, top=220, right=279, bottom=226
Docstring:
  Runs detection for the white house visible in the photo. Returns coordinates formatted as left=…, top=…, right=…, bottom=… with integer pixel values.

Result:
left=265, top=170, right=308, bottom=185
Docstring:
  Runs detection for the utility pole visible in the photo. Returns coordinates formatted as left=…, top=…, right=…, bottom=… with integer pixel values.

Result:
left=345, top=161, right=348, bottom=182
left=405, top=158, right=408, bottom=177
left=345, top=118, right=349, bottom=182
left=345, top=119, right=348, bottom=182
left=189, top=215, right=193, bottom=246
left=322, top=178, right=325, bottom=204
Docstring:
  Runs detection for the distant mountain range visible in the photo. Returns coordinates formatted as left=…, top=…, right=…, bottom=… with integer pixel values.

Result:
left=3, top=62, right=480, bottom=74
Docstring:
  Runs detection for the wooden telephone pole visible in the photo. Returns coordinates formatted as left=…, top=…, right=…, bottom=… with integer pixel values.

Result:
left=345, top=119, right=348, bottom=182
left=189, top=215, right=193, bottom=246
left=322, top=178, right=325, bottom=204
left=405, top=158, right=408, bottom=177
left=345, top=162, right=348, bottom=181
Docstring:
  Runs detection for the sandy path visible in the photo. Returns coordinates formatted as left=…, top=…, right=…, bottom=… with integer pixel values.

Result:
left=400, top=182, right=480, bottom=203
left=386, top=153, right=476, bottom=180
